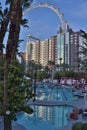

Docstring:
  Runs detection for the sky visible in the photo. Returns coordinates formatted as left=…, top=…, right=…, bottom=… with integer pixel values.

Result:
left=1, top=0, right=87, bottom=52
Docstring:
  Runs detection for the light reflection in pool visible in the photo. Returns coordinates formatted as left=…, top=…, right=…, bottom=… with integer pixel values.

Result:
left=16, top=105, right=73, bottom=130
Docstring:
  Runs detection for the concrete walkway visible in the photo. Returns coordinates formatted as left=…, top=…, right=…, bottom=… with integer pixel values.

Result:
left=28, top=100, right=78, bottom=107
left=0, top=122, right=26, bottom=130
left=12, top=123, right=26, bottom=130
left=28, top=97, right=86, bottom=108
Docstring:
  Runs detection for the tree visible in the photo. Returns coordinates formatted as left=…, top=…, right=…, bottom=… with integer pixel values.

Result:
left=79, top=30, right=87, bottom=83
left=0, top=1, right=11, bottom=83
left=61, top=63, right=70, bottom=71
left=55, top=63, right=60, bottom=71
left=54, top=71, right=61, bottom=79
left=1, top=1, right=33, bottom=130
left=0, top=60, right=33, bottom=129
left=72, top=122, right=87, bottom=130
left=0, top=54, right=5, bottom=81
left=79, top=30, right=87, bottom=70
left=0, top=1, right=12, bottom=56
left=48, top=60, right=55, bottom=78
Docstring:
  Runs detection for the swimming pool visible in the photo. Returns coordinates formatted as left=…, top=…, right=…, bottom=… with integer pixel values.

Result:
left=16, top=105, right=73, bottom=130
left=36, top=87, right=75, bottom=102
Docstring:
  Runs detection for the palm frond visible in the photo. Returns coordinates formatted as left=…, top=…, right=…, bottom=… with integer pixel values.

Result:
left=21, top=18, right=29, bottom=28
left=3, top=8, right=8, bottom=16
left=0, top=10, right=2, bottom=16
left=0, top=2, right=2, bottom=17
left=83, top=41, right=87, bottom=46
left=80, top=29, right=87, bottom=38
left=5, top=0, right=12, bottom=5
left=22, top=0, right=33, bottom=9
left=18, top=39, right=24, bottom=44
left=21, top=18, right=28, bottom=24
left=0, top=2, right=2, bottom=9
left=79, top=50, right=87, bottom=56
left=23, top=2, right=31, bottom=8
left=23, top=24, right=29, bottom=28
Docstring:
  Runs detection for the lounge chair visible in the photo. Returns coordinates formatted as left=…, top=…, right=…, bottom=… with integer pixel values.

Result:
left=82, top=112, right=87, bottom=120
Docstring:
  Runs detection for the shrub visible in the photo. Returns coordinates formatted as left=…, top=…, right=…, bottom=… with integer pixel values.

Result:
left=82, top=123, right=87, bottom=130
left=70, top=112, right=78, bottom=120
left=72, top=122, right=83, bottom=130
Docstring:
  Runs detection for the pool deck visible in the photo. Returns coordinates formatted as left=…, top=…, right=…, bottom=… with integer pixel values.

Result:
left=0, top=122, right=26, bottom=130
left=28, top=97, right=86, bottom=108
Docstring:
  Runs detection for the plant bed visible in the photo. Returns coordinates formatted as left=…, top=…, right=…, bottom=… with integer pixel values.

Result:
left=72, top=122, right=87, bottom=130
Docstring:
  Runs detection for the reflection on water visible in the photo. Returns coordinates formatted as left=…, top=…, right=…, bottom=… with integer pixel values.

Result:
left=16, top=105, right=73, bottom=130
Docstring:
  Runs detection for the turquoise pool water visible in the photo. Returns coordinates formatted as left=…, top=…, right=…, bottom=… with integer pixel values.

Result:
left=16, top=105, right=73, bottom=130
left=15, top=87, right=75, bottom=130
left=36, top=87, right=75, bottom=101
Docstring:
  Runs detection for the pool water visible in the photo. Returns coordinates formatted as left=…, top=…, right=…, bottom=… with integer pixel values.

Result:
left=16, top=105, right=73, bottom=130
left=36, top=87, right=75, bottom=101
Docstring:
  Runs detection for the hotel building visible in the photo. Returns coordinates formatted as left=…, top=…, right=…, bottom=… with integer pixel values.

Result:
left=25, top=40, right=40, bottom=63
left=40, top=39, right=49, bottom=66
left=25, top=26, right=86, bottom=71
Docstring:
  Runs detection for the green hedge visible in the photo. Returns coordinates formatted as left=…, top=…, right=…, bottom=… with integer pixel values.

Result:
left=72, top=122, right=87, bottom=130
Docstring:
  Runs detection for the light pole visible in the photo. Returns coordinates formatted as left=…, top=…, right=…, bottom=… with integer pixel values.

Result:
left=33, top=63, right=37, bottom=101
left=59, top=58, right=62, bottom=71
left=5, top=110, right=11, bottom=130
left=78, top=64, right=80, bottom=76
left=33, top=72, right=37, bottom=101
left=40, top=68, right=43, bottom=81
left=50, top=65, right=53, bottom=82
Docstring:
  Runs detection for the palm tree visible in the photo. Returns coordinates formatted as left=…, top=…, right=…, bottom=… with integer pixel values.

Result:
left=80, top=30, right=87, bottom=83
left=48, top=61, right=55, bottom=81
left=62, top=63, right=70, bottom=71
left=0, top=1, right=14, bottom=57
left=0, top=2, right=12, bottom=84
left=79, top=30, right=87, bottom=58
left=3, top=1, right=33, bottom=130
left=55, top=63, right=60, bottom=71
left=59, top=58, right=62, bottom=71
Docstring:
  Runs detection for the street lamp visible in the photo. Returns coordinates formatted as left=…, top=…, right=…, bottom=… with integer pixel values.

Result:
left=33, top=63, right=37, bottom=101
left=78, top=64, right=80, bottom=74
left=59, top=58, right=62, bottom=71
left=33, top=72, right=37, bottom=101
left=6, top=110, right=10, bottom=115
left=40, top=68, right=43, bottom=81
left=5, top=110, right=11, bottom=130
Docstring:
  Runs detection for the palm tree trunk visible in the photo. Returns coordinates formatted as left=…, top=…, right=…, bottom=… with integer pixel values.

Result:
left=6, top=0, right=22, bottom=61
left=33, top=72, right=37, bottom=101
left=0, top=3, right=12, bottom=82
left=3, top=0, right=22, bottom=130
left=4, top=61, right=11, bottom=130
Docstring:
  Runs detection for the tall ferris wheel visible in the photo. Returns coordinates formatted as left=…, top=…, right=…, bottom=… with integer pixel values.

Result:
left=23, top=2, right=67, bottom=31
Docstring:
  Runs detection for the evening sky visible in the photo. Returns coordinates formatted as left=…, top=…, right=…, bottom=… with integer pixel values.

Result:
left=1, top=0, right=87, bottom=52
